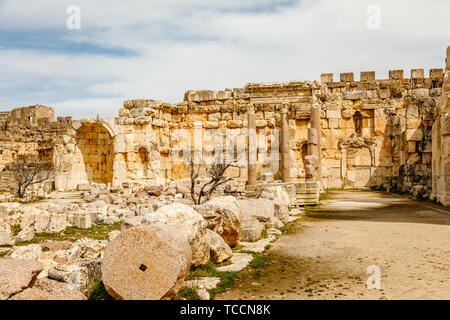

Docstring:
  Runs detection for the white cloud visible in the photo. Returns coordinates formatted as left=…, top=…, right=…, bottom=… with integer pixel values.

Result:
left=0, top=0, right=449, bottom=118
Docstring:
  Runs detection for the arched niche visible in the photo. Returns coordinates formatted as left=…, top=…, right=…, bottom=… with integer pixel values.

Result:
left=75, top=123, right=114, bottom=184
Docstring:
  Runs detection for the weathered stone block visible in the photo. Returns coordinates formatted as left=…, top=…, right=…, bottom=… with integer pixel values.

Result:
left=343, top=91, right=367, bottom=100
left=0, top=219, right=14, bottom=246
left=196, top=196, right=242, bottom=248
left=34, top=213, right=51, bottom=233
left=326, top=110, right=341, bottom=119
left=328, top=118, right=339, bottom=128
left=340, top=73, right=354, bottom=82
left=191, top=90, right=218, bottom=102
left=406, top=128, right=423, bottom=141
left=48, top=214, right=67, bottom=233
left=360, top=71, right=375, bottom=81
left=255, top=120, right=267, bottom=127
left=430, top=69, right=444, bottom=79
left=321, top=73, right=333, bottom=83
left=447, top=46, right=450, bottom=70
left=389, top=70, right=404, bottom=80
left=217, top=90, right=233, bottom=100
left=406, top=117, right=421, bottom=129
left=411, top=69, right=424, bottom=79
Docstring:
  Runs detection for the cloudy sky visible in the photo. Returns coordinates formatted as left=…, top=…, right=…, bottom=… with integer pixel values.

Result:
left=0, top=0, right=449, bottom=119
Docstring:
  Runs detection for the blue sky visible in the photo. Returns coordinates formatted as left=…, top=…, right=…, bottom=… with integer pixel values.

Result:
left=0, top=0, right=449, bottom=119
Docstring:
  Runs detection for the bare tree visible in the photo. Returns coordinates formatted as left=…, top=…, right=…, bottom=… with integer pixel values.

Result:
left=190, top=161, right=237, bottom=205
left=7, top=155, right=56, bottom=198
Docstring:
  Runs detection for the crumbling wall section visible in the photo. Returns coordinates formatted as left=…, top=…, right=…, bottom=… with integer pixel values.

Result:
left=0, top=52, right=448, bottom=206
left=0, top=105, right=72, bottom=194
left=431, top=47, right=450, bottom=206
left=318, top=69, right=442, bottom=196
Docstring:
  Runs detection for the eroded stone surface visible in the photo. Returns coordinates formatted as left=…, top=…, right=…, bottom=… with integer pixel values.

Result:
left=196, top=196, right=242, bottom=247
left=205, top=229, right=233, bottom=263
left=0, top=259, right=43, bottom=300
left=143, top=203, right=209, bottom=267
left=101, top=225, right=192, bottom=300
left=216, top=253, right=253, bottom=272
left=0, top=219, right=14, bottom=246
left=32, top=278, right=86, bottom=300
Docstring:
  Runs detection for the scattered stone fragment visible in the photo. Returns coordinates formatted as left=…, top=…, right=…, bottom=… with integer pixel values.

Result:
left=205, top=229, right=233, bottom=263
left=108, top=230, right=121, bottom=241
left=184, top=277, right=221, bottom=291
left=196, top=196, right=242, bottom=247
left=9, top=287, right=54, bottom=300
left=15, top=228, right=34, bottom=242
left=240, top=219, right=264, bottom=242
left=40, top=241, right=73, bottom=252
left=197, top=289, right=210, bottom=300
left=216, top=253, right=253, bottom=272
left=237, top=199, right=276, bottom=224
left=240, top=235, right=276, bottom=253
left=0, top=259, right=43, bottom=300
left=143, top=203, right=210, bottom=267
left=10, top=244, right=42, bottom=260
left=48, top=258, right=102, bottom=295
left=121, top=216, right=144, bottom=231
left=0, top=218, right=14, bottom=246
left=32, top=278, right=86, bottom=300
left=145, top=185, right=162, bottom=197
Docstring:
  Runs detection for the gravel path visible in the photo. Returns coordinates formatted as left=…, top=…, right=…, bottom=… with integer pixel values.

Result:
left=217, top=191, right=450, bottom=300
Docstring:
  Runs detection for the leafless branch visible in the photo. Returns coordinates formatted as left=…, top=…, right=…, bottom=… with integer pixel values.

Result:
left=6, top=155, right=56, bottom=198
left=188, top=157, right=238, bottom=205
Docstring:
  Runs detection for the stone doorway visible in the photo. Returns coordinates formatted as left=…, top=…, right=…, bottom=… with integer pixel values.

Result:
left=75, top=123, right=114, bottom=185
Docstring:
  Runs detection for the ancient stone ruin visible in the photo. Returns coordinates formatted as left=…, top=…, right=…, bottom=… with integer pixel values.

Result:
left=0, top=46, right=449, bottom=300
left=1, top=47, right=449, bottom=206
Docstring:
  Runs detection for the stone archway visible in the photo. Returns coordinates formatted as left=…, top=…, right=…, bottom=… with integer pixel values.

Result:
left=75, top=123, right=114, bottom=185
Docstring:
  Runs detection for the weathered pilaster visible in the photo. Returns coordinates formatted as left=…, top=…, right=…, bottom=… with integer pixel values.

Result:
left=305, top=127, right=319, bottom=182
left=247, top=104, right=257, bottom=185
left=281, top=103, right=291, bottom=182
left=309, top=105, right=322, bottom=184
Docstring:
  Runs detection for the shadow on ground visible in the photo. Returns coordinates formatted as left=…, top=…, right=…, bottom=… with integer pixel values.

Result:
left=307, top=190, right=450, bottom=226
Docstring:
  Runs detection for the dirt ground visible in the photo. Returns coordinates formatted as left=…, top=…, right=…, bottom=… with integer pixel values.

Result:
left=217, top=190, right=450, bottom=300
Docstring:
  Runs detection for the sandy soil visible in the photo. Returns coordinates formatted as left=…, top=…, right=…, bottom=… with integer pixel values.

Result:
left=217, top=191, right=450, bottom=300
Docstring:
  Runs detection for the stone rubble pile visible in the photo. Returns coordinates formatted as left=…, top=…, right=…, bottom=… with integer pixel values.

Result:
left=0, top=258, right=86, bottom=300
left=0, top=185, right=299, bottom=300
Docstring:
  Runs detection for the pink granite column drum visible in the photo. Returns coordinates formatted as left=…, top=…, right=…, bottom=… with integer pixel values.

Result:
left=101, top=224, right=192, bottom=300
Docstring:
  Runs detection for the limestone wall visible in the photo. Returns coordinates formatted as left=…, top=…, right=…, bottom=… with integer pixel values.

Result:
left=431, top=47, right=450, bottom=206
left=1, top=49, right=449, bottom=206
left=0, top=105, right=72, bottom=193
left=318, top=69, right=442, bottom=195
left=115, top=68, right=442, bottom=200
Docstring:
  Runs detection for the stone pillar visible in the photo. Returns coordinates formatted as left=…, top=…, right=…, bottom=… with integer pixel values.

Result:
left=311, top=105, right=322, bottom=182
left=446, top=46, right=450, bottom=71
left=281, top=103, right=291, bottom=182
left=305, top=127, right=319, bottom=182
left=247, top=104, right=257, bottom=186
